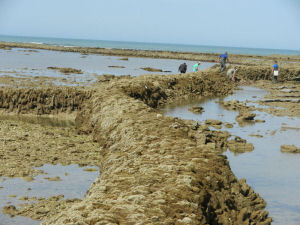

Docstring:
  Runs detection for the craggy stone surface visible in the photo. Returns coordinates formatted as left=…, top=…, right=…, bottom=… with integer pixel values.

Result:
left=0, top=115, right=101, bottom=179
left=281, top=145, right=300, bottom=153
left=219, top=100, right=257, bottom=125
left=188, top=106, right=204, bottom=114
left=47, top=67, right=83, bottom=74
left=0, top=88, right=93, bottom=114
left=255, top=81, right=300, bottom=118
left=2, top=195, right=81, bottom=221
left=40, top=72, right=270, bottom=225
left=231, top=64, right=300, bottom=82
left=0, top=70, right=272, bottom=224
left=1, top=43, right=300, bottom=224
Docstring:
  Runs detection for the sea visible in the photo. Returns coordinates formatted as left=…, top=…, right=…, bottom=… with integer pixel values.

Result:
left=0, top=34, right=300, bottom=56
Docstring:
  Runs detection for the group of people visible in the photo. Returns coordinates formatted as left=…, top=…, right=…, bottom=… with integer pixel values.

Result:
left=178, top=61, right=201, bottom=74
left=178, top=51, right=280, bottom=83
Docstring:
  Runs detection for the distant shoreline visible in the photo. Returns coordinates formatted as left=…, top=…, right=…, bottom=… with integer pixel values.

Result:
left=1, top=41, right=300, bottom=65
left=1, top=34, right=300, bottom=56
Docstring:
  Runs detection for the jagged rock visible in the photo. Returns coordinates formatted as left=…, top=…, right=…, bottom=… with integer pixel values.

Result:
left=188, top=106, right=204, bottom=114
left=205, top=119, right=222, bottom=125
left=2, top=205, right=17, bottom=217
left=281, top=145, right=300, bottom=153
left=236, top=112, right=256, bottom=121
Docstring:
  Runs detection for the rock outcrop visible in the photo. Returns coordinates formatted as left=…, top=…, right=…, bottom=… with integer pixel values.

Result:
left=40, top=72, right=271, bottom=224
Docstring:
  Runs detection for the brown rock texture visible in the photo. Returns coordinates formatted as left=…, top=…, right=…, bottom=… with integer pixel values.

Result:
left=0, top=88, right=93, bottom=114
left=47, top=67, right=83, bottom=74
left=38, top=72, right=271, bottom=224
left=281, top=145, right=300, bottom=153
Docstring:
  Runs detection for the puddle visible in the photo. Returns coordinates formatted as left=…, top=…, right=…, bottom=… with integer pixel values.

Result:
left=0, top=48, right=215, bottom=86
left=162, top=86, right=300, bottom=225
left=0, top=164, right=99, bottom=225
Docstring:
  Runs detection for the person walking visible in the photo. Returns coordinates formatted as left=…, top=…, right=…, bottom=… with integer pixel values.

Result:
left=272, top=61, right=279, bottom=83
left=193, top=62, right=201, bottom=72
left=178, top=62, right=187, bottom=73
left=219, top=52, right=229, bottom=72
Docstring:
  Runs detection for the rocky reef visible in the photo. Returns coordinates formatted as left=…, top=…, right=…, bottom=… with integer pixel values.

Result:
left=0, top=68, right=273, bottom=224
left=0, top=88, right=92, bottom=114
left=17, top=71, right=269, bottom=225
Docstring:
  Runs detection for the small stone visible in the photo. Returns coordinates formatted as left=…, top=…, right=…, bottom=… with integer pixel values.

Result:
left=188, top=106, right=204, bottom=114
left=44, top=176, right=61, bottom=181
left=281, top=145, right=300, bottom=153
left=181, top=217, right=193, bottom=224
left=2, top=205, right=17, bottom=217
left=152, top=216, right=159, bottom=222
left=191, top=187, right=200, bottom=193
left=8, top=195, right=17, bottom=198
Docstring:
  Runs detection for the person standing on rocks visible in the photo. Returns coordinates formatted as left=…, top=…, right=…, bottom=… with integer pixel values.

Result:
left=272, top=60, right=279, bottom=83
left=193, top=62, right=201, bottom=72
left=178, top=62, right=187, bottom=73
left=219, top=52, right=229, bottom=72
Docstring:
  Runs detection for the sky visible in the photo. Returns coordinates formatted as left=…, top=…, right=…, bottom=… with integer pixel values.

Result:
left=0, top=0, right=299, bottom=50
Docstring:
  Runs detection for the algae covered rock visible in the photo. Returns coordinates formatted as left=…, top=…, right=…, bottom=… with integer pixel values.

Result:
left=140, top=67, right=163, bottom=72
left=2, top=205, right=18, bottom=217
left=228, top=136, right=254, bottom=154
left=188, top=106, right=204, bottom=114
left=47, top=67, right=83, bottom=74
left=205, top=119, right=222, bottom=125
left=236, top=111, right=256, bottom=122
left=281, top=145, right=300, bottom=153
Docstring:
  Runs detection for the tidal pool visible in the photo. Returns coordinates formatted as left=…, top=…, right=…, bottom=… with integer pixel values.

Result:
left=0, top=164, right=99, bottom=225
left=0, top=48, right=215, bottom=86
left=162, top=86, right=300, bottom=225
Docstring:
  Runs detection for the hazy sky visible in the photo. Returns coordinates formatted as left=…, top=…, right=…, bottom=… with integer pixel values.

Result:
left=0, top=0, right=299, bottom=50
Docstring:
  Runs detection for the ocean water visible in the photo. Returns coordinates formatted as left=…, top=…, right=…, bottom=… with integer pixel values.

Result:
left=1, top=35, right=300, bottom=56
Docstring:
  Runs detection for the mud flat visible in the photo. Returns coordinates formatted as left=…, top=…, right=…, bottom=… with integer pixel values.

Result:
left=0, top=70, right=273, bottom=224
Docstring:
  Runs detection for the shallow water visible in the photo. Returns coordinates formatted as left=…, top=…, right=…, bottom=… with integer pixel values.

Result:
left=0, top=114, right=75, bottom=127
left=162, top=86, right=300, bottom=225
left=0, top=48, right=215, bottom=86
left=0, top=164, right=99, bottom=225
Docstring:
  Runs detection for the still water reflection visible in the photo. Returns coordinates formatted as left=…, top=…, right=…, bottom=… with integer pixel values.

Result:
left=162, top=86, right=300, bottom=225
left=0, top=164, right=99, bottom=225
left=0, top=48, right=215, bottom=86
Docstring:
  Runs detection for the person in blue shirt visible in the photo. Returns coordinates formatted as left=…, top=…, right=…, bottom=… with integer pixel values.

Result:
left=272, top=61, right=279, bottom=83
left=219, top=52, right=229, bottom=72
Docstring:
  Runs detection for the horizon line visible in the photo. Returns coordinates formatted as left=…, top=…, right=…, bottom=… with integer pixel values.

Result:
left=0, top=33, right=300, bottom=52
